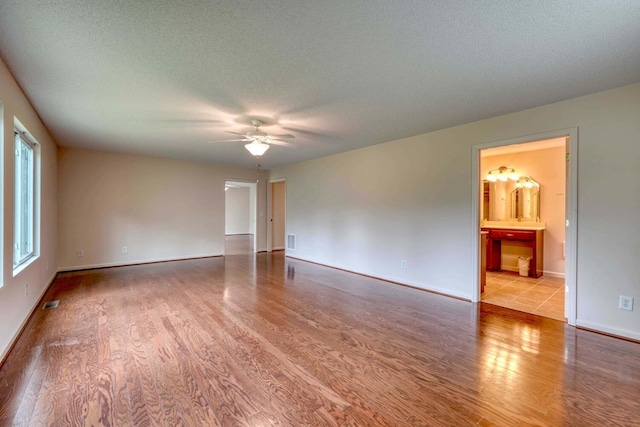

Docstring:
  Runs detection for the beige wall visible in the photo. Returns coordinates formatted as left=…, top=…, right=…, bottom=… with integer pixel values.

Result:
left=481, top=146, right=566, bottom=276
left=225, top=187, right=251, bottom=235
left=272, top=83, right=640, bottom=341
left=0, top=59, right=58, bottom=360
left=58, top=147, right=268, bottom=270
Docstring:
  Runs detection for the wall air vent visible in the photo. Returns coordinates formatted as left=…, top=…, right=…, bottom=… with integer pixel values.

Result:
left=286, top=234, right=296, bottom=250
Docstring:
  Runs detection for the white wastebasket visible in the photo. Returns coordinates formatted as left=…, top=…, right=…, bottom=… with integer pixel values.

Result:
left=518, top=256, right=531, bottom=277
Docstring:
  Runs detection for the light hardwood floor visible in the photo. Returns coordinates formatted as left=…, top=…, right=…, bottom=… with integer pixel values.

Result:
left=1, top=244, right=639, bottom=425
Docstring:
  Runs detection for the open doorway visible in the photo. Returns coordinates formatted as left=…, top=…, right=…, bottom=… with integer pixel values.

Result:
left=472, top=128, right=578, bottom=325
left=224, top=180, right=257, bottom=255
left=480, top=138, right=566, bottom=320
left=269, top=180, right=286, bottom=252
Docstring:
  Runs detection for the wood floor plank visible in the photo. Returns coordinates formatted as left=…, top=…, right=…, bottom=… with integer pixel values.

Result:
left=52, top=274, right=97, bottom=426
left=133, top=285, right=201, bottom=425
left=119, top=270, right=172, bottom=426
left=104, top=275, right=135, bottom=427
left=1, top=239, right=640, bottom=426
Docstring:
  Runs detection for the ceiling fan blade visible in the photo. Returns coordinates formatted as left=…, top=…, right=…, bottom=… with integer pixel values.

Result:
left=208, top=138, right=250, bottom=143
left=268, top=140, right=294, bottom=147
left=225, top=131, right=247, bottom=136
left=270, top=133, right=295, bottom=139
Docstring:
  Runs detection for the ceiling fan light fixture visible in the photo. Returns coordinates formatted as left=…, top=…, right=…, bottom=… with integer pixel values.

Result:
left=245, top=142, right=269, bottom=157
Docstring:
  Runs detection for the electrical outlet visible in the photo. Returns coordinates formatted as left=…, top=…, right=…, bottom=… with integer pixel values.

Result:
left=25, top=284, right=28, bottom=296
left=401, top=260, right=406, bottom=268
left=619, top=296, right=634, bottom=311
left=77, top=249, right=84, bottom=257
left=122, top=246, right=128, bottom=254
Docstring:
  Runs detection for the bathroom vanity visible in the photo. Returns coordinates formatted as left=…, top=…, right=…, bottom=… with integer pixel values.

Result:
left=481, top=223, right=545, bottom=278
left=480, top=175, right=545, bottom=278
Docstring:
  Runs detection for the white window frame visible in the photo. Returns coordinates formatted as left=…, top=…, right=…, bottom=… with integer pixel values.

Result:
left=13, top=129, right=37, bottom=270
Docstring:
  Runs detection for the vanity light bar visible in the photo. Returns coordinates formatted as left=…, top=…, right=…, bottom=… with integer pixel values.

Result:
left=486, top=166, right=519, bottom=182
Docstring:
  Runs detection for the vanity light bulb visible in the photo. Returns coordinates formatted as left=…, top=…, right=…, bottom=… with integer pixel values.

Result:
left=487, top=175, right=497, bottom=182
left=524, top=182, right=533, bottom=188
left=509, top=172, right=519, bottom=181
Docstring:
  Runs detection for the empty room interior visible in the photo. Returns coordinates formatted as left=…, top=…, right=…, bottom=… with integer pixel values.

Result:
left=0, top=2, right=639, bottom=425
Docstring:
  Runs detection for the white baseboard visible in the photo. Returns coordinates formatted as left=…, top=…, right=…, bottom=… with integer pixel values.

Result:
left=57, top=253, right=223, bottom=272
left=576, top=320, right=640, bottom=341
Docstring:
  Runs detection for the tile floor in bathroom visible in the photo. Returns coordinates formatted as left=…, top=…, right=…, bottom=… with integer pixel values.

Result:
left=481, top=271, right=565, bottom=321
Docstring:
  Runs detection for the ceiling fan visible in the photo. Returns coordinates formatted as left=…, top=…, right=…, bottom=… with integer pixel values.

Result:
left=209, top=119, right=295, bottom=157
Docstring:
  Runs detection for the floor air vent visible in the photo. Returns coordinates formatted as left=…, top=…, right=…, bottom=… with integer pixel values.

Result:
left=286, top=234, right=296, bottom=250
left=43, top=300, right=60, bottom=309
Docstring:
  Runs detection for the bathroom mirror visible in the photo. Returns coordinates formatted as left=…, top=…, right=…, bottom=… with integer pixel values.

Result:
left=481, top=177, right=540, bottom=221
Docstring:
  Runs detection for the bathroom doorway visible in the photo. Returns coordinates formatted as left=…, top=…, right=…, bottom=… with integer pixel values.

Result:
left=473, top=129, right=578, bottom=325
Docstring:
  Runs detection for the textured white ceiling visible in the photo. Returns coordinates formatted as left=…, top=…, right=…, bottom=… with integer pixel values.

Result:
left=0, top=1, right=639, bottom=168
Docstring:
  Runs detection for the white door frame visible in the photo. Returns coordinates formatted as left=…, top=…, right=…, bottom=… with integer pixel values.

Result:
left=470, top=127, right=578, bottom=326
left=266, top=178, right=286, bottom=253
left=224, top=179, right=259, bottom=254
